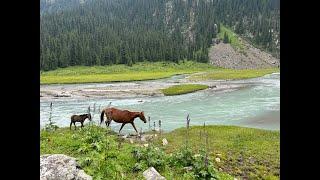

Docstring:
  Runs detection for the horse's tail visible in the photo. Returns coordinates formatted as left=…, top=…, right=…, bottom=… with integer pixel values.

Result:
left=100, top=109, right=105, bottom=125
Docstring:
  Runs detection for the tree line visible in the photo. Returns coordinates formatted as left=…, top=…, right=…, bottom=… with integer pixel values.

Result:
left=40, top=0, right=279, bottom=71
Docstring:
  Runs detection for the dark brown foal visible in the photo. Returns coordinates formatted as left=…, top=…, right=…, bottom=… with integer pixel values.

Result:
left=70, top=114, right=92, bottom=130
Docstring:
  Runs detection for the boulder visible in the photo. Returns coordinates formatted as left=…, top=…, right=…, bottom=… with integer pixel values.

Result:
left=40, top=154, right=92, bottom=180
left=143, top=167, right=165, bottom=180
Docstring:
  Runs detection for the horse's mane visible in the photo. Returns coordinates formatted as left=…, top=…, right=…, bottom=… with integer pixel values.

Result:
left=80, top=114, right=89, bottom=117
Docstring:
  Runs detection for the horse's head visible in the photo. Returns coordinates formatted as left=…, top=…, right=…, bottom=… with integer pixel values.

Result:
left=139, top=111, right=147, bottom=123
left=87, top=114, right=92, bottom=121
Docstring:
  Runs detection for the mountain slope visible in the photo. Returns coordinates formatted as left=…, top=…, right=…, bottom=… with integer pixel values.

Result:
left=40, top=0, right=280, bottom=71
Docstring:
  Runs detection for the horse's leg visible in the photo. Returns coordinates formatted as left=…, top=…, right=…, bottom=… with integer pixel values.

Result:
left=70, top=121, right=73, bottom=130
left=81, top=121, right=84, bottom=128
left=119, top=123, right=126, bottom=134
left=131, top=122, right=139, bottom=135
left=74, top=122, right=76, bottom=130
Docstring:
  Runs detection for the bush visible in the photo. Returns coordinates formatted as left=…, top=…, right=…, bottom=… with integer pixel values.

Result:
left=169, top=147, right=194, bottom=167
left=132, top=145, right=168, bottom=171
left=192, top=150, right=218, bottom=179
left=170, top=147, right=219, bottom=179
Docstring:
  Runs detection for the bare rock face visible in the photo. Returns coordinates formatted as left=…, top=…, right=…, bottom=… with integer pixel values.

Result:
left=143, top=167, right=166, bottom=180
left=40, top=154, right=92, bottom=180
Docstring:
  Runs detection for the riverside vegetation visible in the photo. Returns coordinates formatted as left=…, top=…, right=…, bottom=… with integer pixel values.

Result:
left=161, top=84, right=209, bottom=96
left=40, top=124, right=279, bottom=179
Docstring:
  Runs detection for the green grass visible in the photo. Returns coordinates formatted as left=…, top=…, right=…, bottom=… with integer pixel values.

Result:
left=189, top=68, right=279, bottom=81
left=41, top=125, right=279, bottom=179
left=41, top=61, right=279, bottom=84
left=161, top=84, right=209, bottom=96
left=40, top=61, right=217, bottom=84
left=218, top=24, right=245, bottom=51
left=159, top=126, right=280, bottom=179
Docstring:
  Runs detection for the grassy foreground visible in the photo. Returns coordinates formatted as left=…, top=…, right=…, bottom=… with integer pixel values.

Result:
left=161, top=84, right=209, bottom=96
left=160, top=126, right=280, bottom=179
left=40, top=61, right=216, bottom=84
left=189, top=68, right=279, bottom=81
left=40, top=125, right=279, bottom=179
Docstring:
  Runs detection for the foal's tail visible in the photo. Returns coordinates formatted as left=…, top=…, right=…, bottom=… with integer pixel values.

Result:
left=100, top=109, right=105, bottom=125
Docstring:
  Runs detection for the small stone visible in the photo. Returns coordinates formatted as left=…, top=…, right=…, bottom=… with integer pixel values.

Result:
left=140, top=136, right=147, bottom=142
left=162, top=138, right=168, bottom=146
left=143, top=167, right=166, bottom=180
left=143, top=144, right=149, bottom=147
left=215, top=157, right=221, bottom=163
left=129, top=139, right=134, bottom=144
left=122, top=134, right=128, bottom=138
left=183, top=166, right=193, bottom=171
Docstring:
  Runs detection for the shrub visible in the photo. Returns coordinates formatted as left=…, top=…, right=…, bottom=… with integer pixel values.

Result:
left=132, top=145, right=168, bottom=171
left=169, top=147, right=194, bottom=167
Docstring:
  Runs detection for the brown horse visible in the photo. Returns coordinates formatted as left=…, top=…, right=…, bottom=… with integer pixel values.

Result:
left=100, top=107, right=146, bottom=134
left=70, top=114, right=92, bottom=130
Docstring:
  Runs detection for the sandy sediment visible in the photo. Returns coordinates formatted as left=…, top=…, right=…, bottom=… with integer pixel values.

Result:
left=40, top=76, right=248, bottom=101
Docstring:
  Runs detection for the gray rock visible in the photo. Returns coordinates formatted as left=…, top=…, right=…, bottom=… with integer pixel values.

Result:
left=40, top=154, right=92, bottom=180
left=143, top=167, right=165, bottom=180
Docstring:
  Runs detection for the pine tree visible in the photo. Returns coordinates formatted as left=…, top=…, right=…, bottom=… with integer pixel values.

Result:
left=223, top=32, right=229, bottom=43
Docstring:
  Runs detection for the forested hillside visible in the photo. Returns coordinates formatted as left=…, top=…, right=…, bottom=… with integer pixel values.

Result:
left=40, top=0, right=279, bottom=71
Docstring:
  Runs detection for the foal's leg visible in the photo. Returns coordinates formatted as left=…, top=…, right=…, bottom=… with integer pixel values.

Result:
left=73, top=122, right=77, bottom=130
left=119, top=123, right=126, bottom=134
left=81, top=121, right=84, bottom=128
left=70, top=121, right=73, bottom=130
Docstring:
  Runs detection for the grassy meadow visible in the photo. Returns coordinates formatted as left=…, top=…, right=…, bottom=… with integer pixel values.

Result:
left=40, top=61, right=216, bottom=84
left=40, top=61, right=279, bottom=84
left=189, top=68, right=279, bottom=81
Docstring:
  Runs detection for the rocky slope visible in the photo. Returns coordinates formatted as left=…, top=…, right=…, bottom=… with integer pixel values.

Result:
left=209, top=38, right=280, bottom=69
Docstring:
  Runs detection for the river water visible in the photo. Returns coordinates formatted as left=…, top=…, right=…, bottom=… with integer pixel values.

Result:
left=40, top=73, right=280, bottom=132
